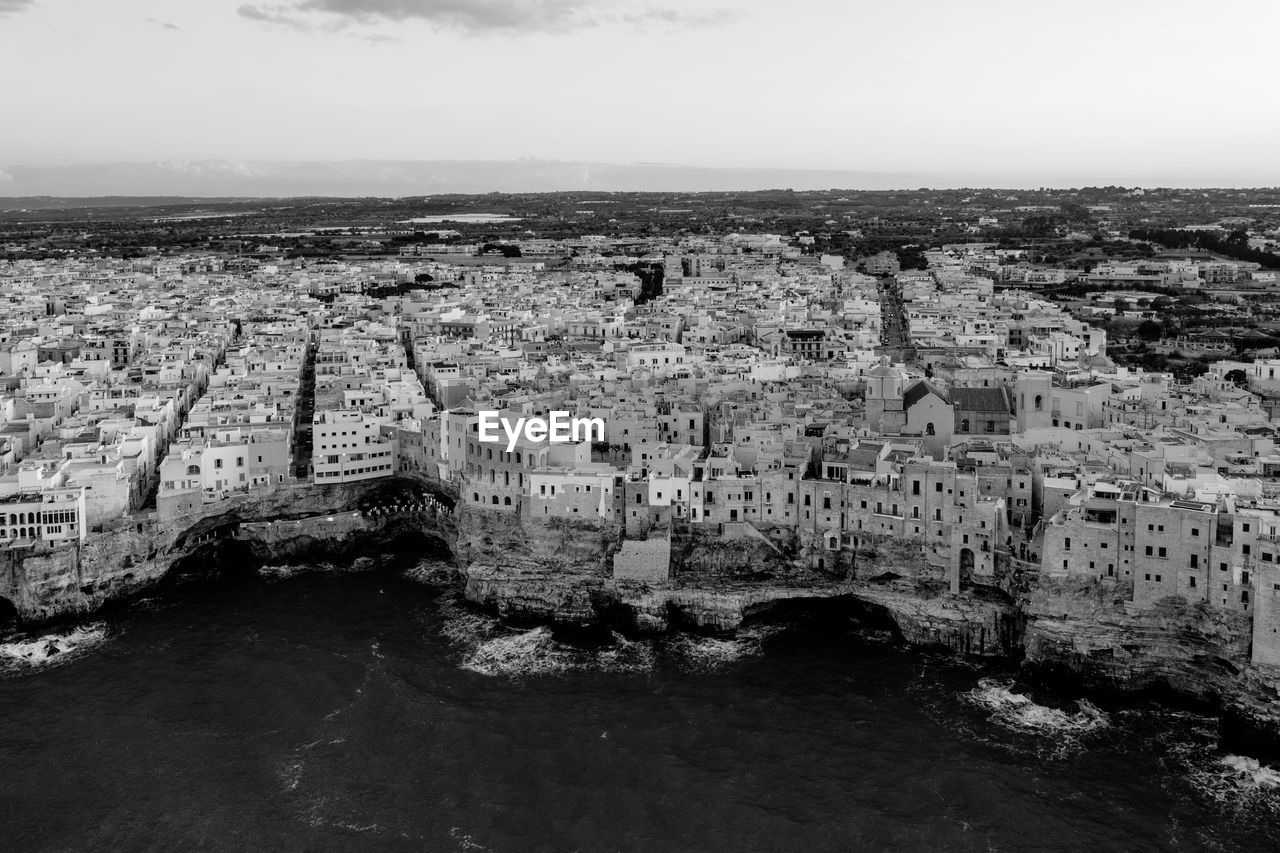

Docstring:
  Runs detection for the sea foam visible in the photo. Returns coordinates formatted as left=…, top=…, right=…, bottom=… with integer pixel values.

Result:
left=439, top=600, right=653, bottom=677
left=965, top=677, right=1109, bottom=739
left=1181, top=752, right=1280, bottom=818
left=0, top=623, right=108, bottom=671
left=460, top=626, right=574, bottom=677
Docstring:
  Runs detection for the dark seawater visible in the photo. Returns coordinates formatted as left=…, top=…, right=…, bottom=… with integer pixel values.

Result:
left=2, top=562, right=1279, bottom=853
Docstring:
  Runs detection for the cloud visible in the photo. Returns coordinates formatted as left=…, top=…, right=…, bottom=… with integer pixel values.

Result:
left=0, top=0, right=36, bottom=16
left=237, top=0, right=742, bottom=35
left=145, top=16, right=181, bottom=31
left=619, top=6, right=745, bottom=29
left=236, top=3, right=312, bottom=30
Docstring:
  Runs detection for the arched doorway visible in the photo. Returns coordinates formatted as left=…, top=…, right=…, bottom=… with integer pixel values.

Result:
left=959, top=548, right=975, bottom=581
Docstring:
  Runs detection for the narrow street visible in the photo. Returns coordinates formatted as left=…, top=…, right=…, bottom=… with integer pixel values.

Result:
left=293, top=337, right=317, bottom=480
left=877, top=277, right=909, bottom=351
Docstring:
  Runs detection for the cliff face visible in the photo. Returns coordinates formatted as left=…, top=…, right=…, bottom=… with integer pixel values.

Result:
left=1021, top=576, right=1250, bottom=699
left=0, top=479, right=457, bottom=626
left=5, top=483, right=1280, bottom=758
left=454, top=511, right=1023, bottom=657
left=452, top=507, right=1280, bottom=757
left=1021, top=574, right=1280, bottom=760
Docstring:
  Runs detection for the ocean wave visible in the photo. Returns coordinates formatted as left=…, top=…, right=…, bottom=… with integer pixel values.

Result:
left=665, top=624, right=782, bottom=671
left=460, top=627, right=574, bottom=677
left=1221, top=754, right=1280, bottom=788
left=596, top=631, right=656, bottom=673
left=460, top=627, right=653, bottom=677
left=0, top=623, right=108, bottom=671
left=964, top=678, right=1109, bottom=744
left=436, top=599, right=504, bottom=647
left=665, top=634, right=758, bottom=670
left=441, top=599, right=654, bottom=677
left=1178, top=752, right=1280, bottom=819
left=259, top=564, right=308, bottom=580
left=402, top=561, right=452, bottom=587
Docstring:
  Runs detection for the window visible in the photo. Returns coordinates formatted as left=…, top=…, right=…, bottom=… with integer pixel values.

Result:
left=1158, top=547, right=1167, bottom=558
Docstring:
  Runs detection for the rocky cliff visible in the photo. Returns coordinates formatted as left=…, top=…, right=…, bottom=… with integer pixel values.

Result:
left=454, top=506, right=1280, bottom=758
left=0, top=478, right=456, bottom=627
left=1021, top=573, right=1280, bottom=760
left=5, top=481, right=1280, bottom=759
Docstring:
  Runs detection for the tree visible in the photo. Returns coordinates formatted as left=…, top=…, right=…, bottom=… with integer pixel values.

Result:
left=1225, top=368, right=1248, bottom=387
left=1137, top=319, right=1163, bottom=341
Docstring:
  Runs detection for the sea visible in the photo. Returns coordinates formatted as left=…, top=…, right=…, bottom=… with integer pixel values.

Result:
left=1, top=557, right=1278, bottom=852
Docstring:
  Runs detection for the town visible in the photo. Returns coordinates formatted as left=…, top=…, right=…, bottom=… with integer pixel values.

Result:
left=3, top=192, right=1280, bottom=685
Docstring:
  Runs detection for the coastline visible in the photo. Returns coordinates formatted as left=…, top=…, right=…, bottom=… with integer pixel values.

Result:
left=4, top=475, right=1280, bottom=762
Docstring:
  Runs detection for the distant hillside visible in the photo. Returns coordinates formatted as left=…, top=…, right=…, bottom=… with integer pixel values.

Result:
left=0, top=196, right=262, bottom=212
left=0, top=159, right=934, bottom=201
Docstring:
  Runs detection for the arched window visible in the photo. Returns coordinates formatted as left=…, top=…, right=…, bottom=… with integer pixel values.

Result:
left=504, top=496, right=512, bottom=506
left=473, top=492, right=479, bottom=503
left=1034, top=395, right=1043, bottom=411
left=491, top=495, right=499, bottom=505
left=187, top=464, right=201, bottom=475
left=925, top=423, right=935, bottom=436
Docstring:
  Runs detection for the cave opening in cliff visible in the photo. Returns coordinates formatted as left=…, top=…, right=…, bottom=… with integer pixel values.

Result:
left=740, top=595, right=905, bottom=647
left=0, top=595, right=17, bottom=632
left=165, top=527, right=452, bottom=587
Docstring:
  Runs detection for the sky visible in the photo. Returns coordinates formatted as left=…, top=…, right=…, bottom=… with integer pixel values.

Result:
left=1, top=0, right=1278, bottom=189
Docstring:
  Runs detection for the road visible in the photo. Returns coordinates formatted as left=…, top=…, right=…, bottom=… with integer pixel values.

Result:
left=877, top=277, right=909, bottom=350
